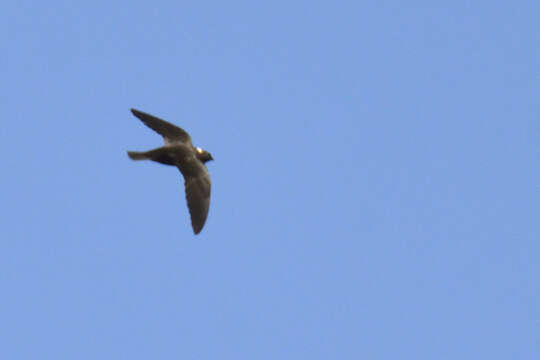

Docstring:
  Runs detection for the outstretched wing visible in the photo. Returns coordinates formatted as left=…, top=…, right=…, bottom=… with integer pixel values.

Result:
left=131, top=108, right=192, bottom=145
left=184, top=167, right=211, bottom=234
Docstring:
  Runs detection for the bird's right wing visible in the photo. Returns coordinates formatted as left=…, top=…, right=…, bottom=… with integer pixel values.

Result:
left=184, top=168, right=211, bottom=234
left=131, top=108, right=192, bottom=145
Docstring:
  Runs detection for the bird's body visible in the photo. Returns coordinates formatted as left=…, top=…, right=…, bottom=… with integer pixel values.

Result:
left=127, top=108, right=213, bottom=234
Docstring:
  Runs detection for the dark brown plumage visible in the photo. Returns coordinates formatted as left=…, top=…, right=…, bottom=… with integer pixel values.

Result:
left=127, top=108, right=213, bottom=234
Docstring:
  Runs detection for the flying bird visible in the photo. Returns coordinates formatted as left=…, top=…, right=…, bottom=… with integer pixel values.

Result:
left=127, top=108, right=213, bottom=234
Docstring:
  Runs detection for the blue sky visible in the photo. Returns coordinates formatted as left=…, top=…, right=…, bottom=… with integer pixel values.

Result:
left=2, top=1, right=539, bottom=358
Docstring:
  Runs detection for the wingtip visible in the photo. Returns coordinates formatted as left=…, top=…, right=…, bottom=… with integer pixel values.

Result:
left=192, top=226, right=203, bottom=235
left=192, top=218, right=207, bottom=234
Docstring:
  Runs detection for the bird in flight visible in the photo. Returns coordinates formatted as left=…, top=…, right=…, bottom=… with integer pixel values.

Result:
left=127, top=108, right=213, bottom=234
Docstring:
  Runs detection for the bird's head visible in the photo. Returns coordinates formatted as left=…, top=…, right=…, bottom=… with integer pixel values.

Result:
left=196, top=147, right=214, bottom=163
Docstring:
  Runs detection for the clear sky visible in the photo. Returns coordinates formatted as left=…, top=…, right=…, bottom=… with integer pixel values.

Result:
left=2, top=1, right=539, bottom=359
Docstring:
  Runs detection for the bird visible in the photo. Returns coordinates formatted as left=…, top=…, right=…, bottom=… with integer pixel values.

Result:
left=127, top=108, right=213, bottom=234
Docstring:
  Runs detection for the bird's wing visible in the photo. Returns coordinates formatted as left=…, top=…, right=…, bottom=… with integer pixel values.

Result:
left=131, top=108, right=192, bottom=145
left=183, top=166, right=211, bottom=234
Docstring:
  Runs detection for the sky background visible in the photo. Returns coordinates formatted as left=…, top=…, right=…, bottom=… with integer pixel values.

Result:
left=2, top=1, right=539, bottom=359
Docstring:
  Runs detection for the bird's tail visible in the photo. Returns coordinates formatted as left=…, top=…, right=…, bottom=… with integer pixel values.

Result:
left=127, top=151, right=150, bottom=160
left=127, top=147, right=176, bottom=166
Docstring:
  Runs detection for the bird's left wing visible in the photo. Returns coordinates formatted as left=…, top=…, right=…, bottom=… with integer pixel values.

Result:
left=131, top=108, right=192, bottom=145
